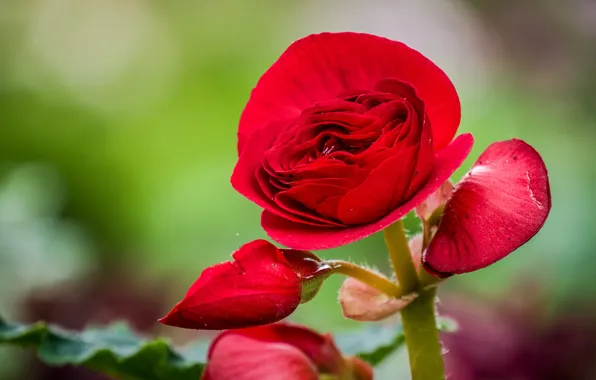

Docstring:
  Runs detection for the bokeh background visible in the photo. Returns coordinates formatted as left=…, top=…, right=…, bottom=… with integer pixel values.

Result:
left=1, top=1, right=596, bottom=379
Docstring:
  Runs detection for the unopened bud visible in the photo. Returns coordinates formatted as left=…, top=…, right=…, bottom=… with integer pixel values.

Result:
left=346, top=356, right=374, bottom=380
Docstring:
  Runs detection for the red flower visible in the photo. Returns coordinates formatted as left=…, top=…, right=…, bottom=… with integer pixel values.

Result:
left=202, top=323, right=373, bottom=380
left=423, top=139, right=551, bottom=276
left=159, top=240, right=330, bottom=330
left=232, top=32, right=473, bottom=250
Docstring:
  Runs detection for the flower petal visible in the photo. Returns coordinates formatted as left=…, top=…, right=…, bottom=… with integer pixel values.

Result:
left=159, top=240, right=302, bottom=330
left=262, top=133, right=474, bottom=250
left=232, top=120, right=346, bottom=228
left=339, top=277, right=416, bottom=321
left=423, top=139, right=551, bottom=276
left=231, top=120, right=309, bottom=223
left=203, top=333, right=318, bottom=380
left=337, top=145, right=419, bottom=225
left=347, top=357, right=375, bottom=380
left=235, top=323, right=345, bottom=374
left=239, top=32, right=460, bottom=153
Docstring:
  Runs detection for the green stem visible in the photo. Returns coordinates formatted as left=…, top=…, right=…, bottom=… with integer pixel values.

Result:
left=326, top=260, right=403, bottom=298
left=384, top=220, right=420, bottom=293
left=384, top=220, right=445, bottom=380
left=400, top=288, right=444, bottom=380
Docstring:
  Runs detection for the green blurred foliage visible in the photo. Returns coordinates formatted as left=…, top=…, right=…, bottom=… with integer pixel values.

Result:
left=0, top=317, right=205, bottom=380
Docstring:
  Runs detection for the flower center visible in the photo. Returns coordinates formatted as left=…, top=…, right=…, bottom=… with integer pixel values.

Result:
left=257, top=79, right=432, bottom=226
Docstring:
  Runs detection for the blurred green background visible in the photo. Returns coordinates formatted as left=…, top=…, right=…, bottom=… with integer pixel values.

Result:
left=1, top=1, right=596, bottom=379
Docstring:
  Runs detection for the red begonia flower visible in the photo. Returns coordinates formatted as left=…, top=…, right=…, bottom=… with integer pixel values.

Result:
left=232, top=32, right=473, bottom=250
left=423, top=139, right=551, bottom=276
left=202, top=323, right=373, bottom=380
left=159, top=240, right=330, bottom=330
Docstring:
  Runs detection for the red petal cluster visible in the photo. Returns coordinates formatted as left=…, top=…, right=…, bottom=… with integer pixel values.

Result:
left=202, top=323, right=373, bottom=380
left=232, top=32, right=473, bottom=250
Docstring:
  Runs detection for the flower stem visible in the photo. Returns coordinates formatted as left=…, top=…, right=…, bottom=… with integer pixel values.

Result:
left=384, top=220, right=420, bottom=293
left=384, top=220, right=445, bottom=380
left=400, top=288, right=444, bottom=380
left=326, top=260, right=403, bottom=298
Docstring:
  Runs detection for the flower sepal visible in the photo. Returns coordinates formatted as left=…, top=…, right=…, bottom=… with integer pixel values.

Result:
left=282, top=249, right=332, bottom=303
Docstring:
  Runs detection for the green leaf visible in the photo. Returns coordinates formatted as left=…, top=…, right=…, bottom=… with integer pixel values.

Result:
left=0, top=316, right=206, bottom=380
left=0, top=315, right=457, bottom=378
left=334, top=317, right=457, bottom=366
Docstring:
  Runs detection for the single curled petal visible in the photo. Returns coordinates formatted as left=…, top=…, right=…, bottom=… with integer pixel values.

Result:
left=339, top=277, right=417, bottom=321
left=159, top=240, right=303, bottom=330
left=423, top=139, right=551, bottom=276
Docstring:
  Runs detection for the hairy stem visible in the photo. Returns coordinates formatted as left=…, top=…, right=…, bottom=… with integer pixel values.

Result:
left=384, top=220, right=445, bottom=380
left=384, top=220, right=420, bottom=293
left=400, top=288, right=444, bottom=380
left=326, top=260, right=403, bottom=298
